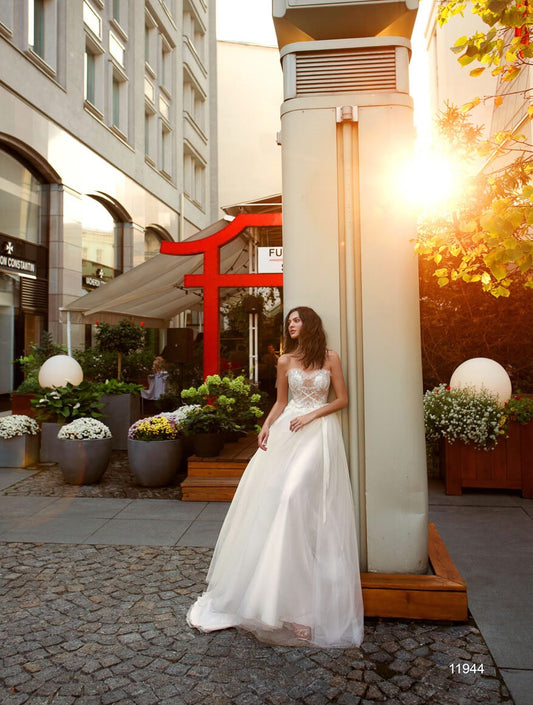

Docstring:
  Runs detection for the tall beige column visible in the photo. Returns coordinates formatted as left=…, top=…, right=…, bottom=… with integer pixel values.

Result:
left=275, top=2, right=427, bottom=573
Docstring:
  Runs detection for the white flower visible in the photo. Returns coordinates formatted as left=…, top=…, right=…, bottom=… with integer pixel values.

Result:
left=57, top=417, right=112, bottom=440
left=0, top=415, right=40, bottom=440
left=158, top=405, right=200, bottom=423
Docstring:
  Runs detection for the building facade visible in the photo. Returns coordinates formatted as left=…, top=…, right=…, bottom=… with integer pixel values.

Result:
left=0, top=0, right=217, bottom=394
left=217, top=40, right=282, bottom=211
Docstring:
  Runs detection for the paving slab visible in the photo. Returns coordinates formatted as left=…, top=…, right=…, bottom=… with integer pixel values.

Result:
left=196, top=501, right=231, bottom=521
left=500, top=669, right=533, bottom=705
left=32, top=497, right=132, bottom=519
left=85, top=518, right=193, bottom=546
left=0, top=514, right=106, bottom=544
left=0, top=468, right=40, bottom=491
left=176, top=519, right=229, bottom=548
left=0, top=495, right=58, bottom=518
left=115, top=498, right=207, bottom=521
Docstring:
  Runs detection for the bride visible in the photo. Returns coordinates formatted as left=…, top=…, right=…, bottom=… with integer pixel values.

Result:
left=187, top=306, right=364, bottom=647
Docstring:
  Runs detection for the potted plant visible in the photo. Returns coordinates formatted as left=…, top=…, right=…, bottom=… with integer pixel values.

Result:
left=98, top=379, right=144, bottom=451
left=94, top=319, right=145, bottom=381
left=0, top=415, right=40, bottom=468
left=424, top=384, right=533, bottom=497
left=127, top=414, right=183, bottom=486
left=181, top=374, right=265, bottom=434
left=179, top=404, right=231, bottom=458
left=32, top=380, right=104, bottom=463
left=11, top=332, right=67, bottom=417
left=57, top=417, right=112, bottom=484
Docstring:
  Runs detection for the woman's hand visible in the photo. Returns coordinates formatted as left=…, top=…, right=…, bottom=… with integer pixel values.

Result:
left=258, top=426, right=269, bottom=450
left=289, top=412, right=315, bottom=433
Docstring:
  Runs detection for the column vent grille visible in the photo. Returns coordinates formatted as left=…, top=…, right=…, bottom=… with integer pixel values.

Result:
left=295, top=47, right=397, bottom=96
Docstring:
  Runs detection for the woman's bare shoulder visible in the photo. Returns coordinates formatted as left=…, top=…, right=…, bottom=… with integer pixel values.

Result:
left=325, top=349, right=341, bottom=363
left=277, top=354, right=292, bottom=368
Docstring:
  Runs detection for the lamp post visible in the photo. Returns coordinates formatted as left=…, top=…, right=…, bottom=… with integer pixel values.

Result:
left=274, top=0, right=427, bottom=574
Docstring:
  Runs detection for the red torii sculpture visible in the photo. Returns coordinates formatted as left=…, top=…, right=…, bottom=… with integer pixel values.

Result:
left=161, top=213, right=283, bottom=378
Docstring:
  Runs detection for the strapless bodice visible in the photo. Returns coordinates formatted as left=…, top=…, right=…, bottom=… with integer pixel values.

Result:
left=287, top=368, right=330, bottom=410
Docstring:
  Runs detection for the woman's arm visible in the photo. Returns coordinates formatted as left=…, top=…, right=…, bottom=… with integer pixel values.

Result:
left=257, top=355, right=290, bottom=450
left=288, top=351, right=348, bottom=433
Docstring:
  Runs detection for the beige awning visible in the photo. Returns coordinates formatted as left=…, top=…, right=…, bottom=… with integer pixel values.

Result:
left=62, top=219, right=250, bottom=327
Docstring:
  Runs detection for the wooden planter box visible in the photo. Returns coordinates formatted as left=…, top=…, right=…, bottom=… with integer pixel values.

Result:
left=442, top=421, right=533, bottom=498
left=10, top=393, right=37, bottom=419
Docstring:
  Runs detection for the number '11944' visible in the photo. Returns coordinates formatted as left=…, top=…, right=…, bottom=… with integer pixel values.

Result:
left=450, top=663, right=485, bottom=674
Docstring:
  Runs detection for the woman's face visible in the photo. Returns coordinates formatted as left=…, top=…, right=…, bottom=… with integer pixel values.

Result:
left=287, top=311, right=303, bottom=340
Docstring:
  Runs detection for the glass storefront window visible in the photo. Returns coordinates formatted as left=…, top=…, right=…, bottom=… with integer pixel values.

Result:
left=0, top=150, right=42, bottom=245
left=82, top=195, right=119, bottom=291
left=144, top=227, right=163, bottom=260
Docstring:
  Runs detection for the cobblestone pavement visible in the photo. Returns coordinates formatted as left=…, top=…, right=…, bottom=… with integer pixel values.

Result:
left=0, top=452, right=185, bottom=500
left=0, top=543, right=513, bottom=705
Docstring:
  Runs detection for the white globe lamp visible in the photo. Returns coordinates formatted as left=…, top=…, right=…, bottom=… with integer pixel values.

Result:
left=38, top=355, right=84, bottom=388
left=449, top=357, right=512, bottom=404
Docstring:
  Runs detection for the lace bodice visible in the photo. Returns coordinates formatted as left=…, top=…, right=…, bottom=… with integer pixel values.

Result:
left=287, top=368, right=330, bottom=410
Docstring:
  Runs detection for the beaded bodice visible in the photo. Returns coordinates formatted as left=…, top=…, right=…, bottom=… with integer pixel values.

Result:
left=287, top=368, right=330, bottom=410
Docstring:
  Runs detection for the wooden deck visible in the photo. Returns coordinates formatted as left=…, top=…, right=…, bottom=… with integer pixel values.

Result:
left=181, top=438, right=468, bottom=621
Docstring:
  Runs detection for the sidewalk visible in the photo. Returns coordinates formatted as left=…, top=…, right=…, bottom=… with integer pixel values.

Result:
left=0, top=464, right=530, bottom=704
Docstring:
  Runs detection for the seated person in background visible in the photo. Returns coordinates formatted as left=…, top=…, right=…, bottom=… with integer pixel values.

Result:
left=141, top=355, right=168, bottom=400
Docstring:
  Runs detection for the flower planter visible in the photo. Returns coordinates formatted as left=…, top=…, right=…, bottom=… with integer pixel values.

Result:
left=192, top=432, right=223, bottom=458
left=58, top=437, right=113, bottom=484
left=442, top=421, right=533, bottom=498
left=127, top=438, right=182, bottom=487
left=0, top=434, right=40, bottom=468
left=40, top=422, right=64, bottom=463
left=101, top=394, right=141, bottom=450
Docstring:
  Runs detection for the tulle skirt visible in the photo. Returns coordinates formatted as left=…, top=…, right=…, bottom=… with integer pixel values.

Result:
left=186, top=401, right=364, bottom=648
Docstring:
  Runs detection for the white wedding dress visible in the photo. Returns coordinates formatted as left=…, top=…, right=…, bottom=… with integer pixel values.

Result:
left=187, top=368, right=364, bottom=647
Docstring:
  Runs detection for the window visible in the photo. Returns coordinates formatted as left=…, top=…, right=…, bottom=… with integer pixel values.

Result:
left=83, top=0, right=101, bottom=39
left=112, top=76, right=121, bottom=128
left=0, top=150, right=43, bottom=245
left=183, top=72, right=206, bottom=134
left=111, top=58, right=128, bottom=136
left=84, top=48, right=96, bottom=104
left=145, top=109, right=156, bottom=163
left=112, top=0, right=120, bottom=22
left=183, top=6, right=206, bottom=68
left=81, top=195, right=121, bottom=291
left=161, top=39, right=172, bottom=91
left=27, top=0, right=57, bottom=70
left=109, top=31, right=125, bottom=67
left=144, top=228, right=163, bottom=261
left=161, top=121, right=171, bottom=177
left=145, top=11, right=156, bottom=69
left=84, top=20, right=104, bottom=115
left=183, top=146, right=205, bottom=208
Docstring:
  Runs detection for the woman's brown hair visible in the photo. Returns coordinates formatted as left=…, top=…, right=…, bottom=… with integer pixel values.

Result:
left=283, top=306, right=327, bottom=369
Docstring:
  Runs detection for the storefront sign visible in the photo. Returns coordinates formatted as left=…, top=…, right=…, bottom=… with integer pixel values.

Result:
left=84, top=276, right=106, bottom=288
left=0, top=240, right=36, bottom=277
left=257, top=246, right=283, bottom=273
